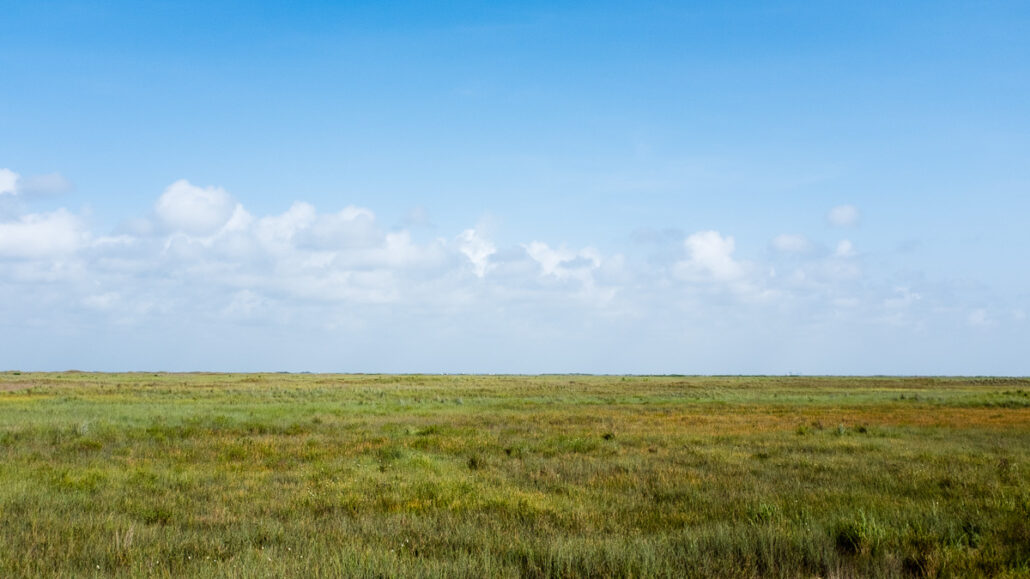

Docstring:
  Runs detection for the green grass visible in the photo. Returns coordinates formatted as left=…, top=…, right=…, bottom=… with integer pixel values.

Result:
left=1, top=373, right=1028, bottom=577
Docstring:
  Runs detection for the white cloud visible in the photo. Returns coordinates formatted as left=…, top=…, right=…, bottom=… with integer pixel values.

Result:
left=0, top=169, right=19, bottom=196
left=155, top=179, right=237, bottom=235
left=221, top=204, right=254, bottom=234
left=771, top=234, right=813, bottom=254
left=0, top=209, right=88, bottom=258
left=1, top=175, right=1024, bottom=374
left=255, top=201, right=316, bottom=250
left=834, top=239, right=855, bottom=258
left=302, top=206, right=378, bottom=249
left=520, top=241, right=616, bottom=305
left=457, top=228, right=496, bottom=277
left=676, top=230, right=744, bottom=282
left=524, top=242, right=601, bottom=278
left=828, top=204, right=860, bottom=227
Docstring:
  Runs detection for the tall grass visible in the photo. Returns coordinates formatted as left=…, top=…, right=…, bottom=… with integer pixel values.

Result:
left=1, top=373, right=1028, bottom=577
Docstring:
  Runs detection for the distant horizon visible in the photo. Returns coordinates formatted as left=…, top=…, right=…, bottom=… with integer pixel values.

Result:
left=3, top=2, right=1028, bottom=374
left=5, top=370, right=1028, bottom=379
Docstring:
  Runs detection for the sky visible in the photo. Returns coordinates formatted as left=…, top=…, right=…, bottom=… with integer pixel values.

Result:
left=2, top=1, right=1029, bottom=374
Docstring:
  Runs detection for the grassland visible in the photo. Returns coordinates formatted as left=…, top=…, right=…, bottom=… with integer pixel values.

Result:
left=0, top=373, right=1028, bottom=577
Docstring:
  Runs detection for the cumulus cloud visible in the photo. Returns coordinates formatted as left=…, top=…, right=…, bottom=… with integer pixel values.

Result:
left=517, top=241, right=618, bottom=305
left=676, top=230, right=745, bottom=282
left=155, top=179, right=237, bottom=235
left=457, top=228, right=495, bottom=277
left=254, top=201, right=315, bottom=249
left=524, top=242, right=600, bottom=279
left=1, top=174, right=1023, bottom=373
left=771, top=234, right=813, bottom=254
left=302, top=206, right=378, bottom=250
left=0, top=209, right=88, bottom=258
left=828, top=204, right=860, bottom=227
left=145, top=191, right=456, bottom=305
left=0, top=169, right=18, bottom=196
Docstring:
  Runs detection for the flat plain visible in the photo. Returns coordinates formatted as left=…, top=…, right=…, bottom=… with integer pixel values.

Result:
left=0, top=372, right=1027, bottom=577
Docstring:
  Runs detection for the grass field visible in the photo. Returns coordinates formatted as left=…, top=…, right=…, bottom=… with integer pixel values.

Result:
left=0, top=372, right=1028, bottom=577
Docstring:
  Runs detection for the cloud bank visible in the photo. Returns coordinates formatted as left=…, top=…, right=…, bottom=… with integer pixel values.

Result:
left=0, top=171, right=1024, bottom=374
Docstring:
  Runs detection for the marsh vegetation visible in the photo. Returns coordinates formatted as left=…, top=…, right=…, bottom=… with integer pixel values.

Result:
left=0, top=373, right=1027, bottom=577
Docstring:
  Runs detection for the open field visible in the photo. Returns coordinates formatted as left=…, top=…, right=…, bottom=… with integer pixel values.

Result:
left=0, top=373, right=1028, bottom=577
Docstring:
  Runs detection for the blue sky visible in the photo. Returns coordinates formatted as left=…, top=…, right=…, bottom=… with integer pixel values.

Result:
left=2, top=1, right=1028, bottom=373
